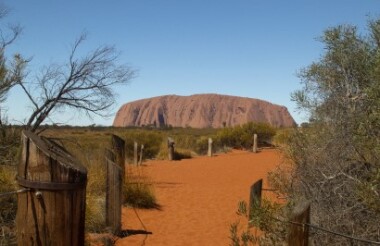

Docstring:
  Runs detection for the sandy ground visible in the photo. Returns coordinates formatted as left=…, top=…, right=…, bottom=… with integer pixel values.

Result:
left=115, top=149, right=283, bottom=246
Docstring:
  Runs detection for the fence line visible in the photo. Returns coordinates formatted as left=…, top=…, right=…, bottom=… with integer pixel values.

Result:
left=0, top=188, right=29, bottom=198
left=266, top=217, right=380, bottom=245
left=249, top=179, right=380, bottom=245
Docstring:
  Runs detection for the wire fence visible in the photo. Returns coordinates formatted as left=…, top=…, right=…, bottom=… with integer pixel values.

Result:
left=256, top=186, right=380, bottom=245
left=269, top=217, right=380, bottom=245
left=0, top=188, right=29, bottom=198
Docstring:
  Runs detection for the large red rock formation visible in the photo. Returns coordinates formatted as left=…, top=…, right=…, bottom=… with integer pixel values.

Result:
left=113, top=94, right=296, bottom=128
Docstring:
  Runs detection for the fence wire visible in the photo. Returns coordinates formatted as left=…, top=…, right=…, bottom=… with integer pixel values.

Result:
left=249, top=216, right=380, bottom=245
left=258, top=185, right=380, bottom=244
left=0, top=189, right=30, bottom=198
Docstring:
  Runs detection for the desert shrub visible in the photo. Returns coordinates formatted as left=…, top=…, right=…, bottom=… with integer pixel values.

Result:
left=230, top=199, right=290, bottom=246
left=123, top=130, right=163, bottom=161
left=0, top=165, right=18, bottom=245
left=123, top=182, right=157, bottom=209
left=0, top=126, right=21, bottom=166
left=173, top=149, right=192, bottom=160
left=216, top=122, right=276, bottom=150
left=123, top=165, right=158, bottom=209
left=272, top=128, right=295, bottom=147
left=156, top=139, right=193, bottom=160
left=273, top=18, right=380, bottom=244
left=155, top=139, right=169, bottom=160
left=85, top=195, right=106, bottom=232
left=171, top=134, right=197, bottom=150
left=155, top=133, right=200, bottom=160
left=195, top=136, right=210, bottom=155
left=0, top=127, right=21, bottom=245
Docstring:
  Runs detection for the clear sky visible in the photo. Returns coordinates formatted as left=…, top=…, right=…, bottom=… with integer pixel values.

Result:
left=1, top=0, right=379, bottom=126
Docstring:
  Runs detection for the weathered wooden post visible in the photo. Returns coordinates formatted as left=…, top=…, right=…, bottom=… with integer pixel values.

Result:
left=134, top=141, right=138, bottom=165
left=249, top=179, right=263, bottom=225
left=112, top=133, right=128, bottom=180
left=288, top=201, right=311, bottom=246
left=139, top=144, right=144, bottom=165
left=253, top=134, right=258, bottom=153
left=168, top=137, right=175, bottom=161
left=111, top=134, right=125, bottom=173
left=16, top=130, right=87, bottom=246
left=105, top=148, right=122, bottom=234
left=207, top=138, right=213, bottom=157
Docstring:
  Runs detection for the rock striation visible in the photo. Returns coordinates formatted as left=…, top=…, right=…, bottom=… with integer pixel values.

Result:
left=113, top=94, right=296, bottom=128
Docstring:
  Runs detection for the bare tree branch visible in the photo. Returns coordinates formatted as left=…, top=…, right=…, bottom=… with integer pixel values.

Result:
left=17, top=34, right=135, bottom=132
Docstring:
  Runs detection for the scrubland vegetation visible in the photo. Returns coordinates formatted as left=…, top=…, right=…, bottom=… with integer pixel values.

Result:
left=231, top=18, right=380, bottom=245
left=1, top=1, right=379, bottom=243
left=0, top=122, right=277, bottom=243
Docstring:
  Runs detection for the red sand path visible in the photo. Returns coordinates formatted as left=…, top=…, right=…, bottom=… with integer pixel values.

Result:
left=116, top=149, right=282, bottom=246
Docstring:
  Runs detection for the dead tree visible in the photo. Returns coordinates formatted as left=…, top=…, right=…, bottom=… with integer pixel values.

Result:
left=16, top=33, right=135, bottom=132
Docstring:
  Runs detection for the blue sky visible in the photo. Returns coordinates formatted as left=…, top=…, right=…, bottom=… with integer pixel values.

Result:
left=2, top=1, right=379, bottom=126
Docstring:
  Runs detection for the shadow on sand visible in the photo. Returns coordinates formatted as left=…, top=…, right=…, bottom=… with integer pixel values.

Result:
left=117, top=229, right=153, bottom=238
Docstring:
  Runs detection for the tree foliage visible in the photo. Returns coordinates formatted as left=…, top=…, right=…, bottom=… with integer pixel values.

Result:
left=0, top=6, right=23, bottom=125
left=273, top=19, right=380, bottom=244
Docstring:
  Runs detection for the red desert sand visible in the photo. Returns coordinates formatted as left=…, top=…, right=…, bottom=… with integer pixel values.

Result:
left=116, top=149, right=283, bottom=246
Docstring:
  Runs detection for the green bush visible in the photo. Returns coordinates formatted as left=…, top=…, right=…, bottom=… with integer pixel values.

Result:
left=123, top=130, right=163, bottom=161
left=195, top=136, right=211, bottom=155
left=272, top=128, right=295, bottom=147
left=216, top=122, right=276, bottom=150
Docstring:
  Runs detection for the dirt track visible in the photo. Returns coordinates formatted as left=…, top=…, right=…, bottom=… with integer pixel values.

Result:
left=116, top=149, right=282, bottom=246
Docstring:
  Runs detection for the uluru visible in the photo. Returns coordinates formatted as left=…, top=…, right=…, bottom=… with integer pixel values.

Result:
left=113, top=94, right=296, bottom=128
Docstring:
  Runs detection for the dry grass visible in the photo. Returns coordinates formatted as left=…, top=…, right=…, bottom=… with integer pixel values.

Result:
left=0, top=165, right=18, bottom=245
left=85, top=159, right=107, bottom=232
left=124, top=166, right=158, bottom=209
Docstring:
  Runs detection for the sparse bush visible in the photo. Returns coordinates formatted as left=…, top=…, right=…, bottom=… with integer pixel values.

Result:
left=156, top=139, right=193, bottom=160
left=216, top=122, right=276, bottom=150
left=272, top=128, right=295, bottom=147
left=0, top=165, right=18, bottom=245
left=173, top=149, right=192, bottom=160
left=0, top=126, right=21, bottom=166
left=230, top=199, right=290, bottom=246
left=123, top=182, right=157, bottom=209
left=123, top=130, right=163, bottom=161
left=84, top=158, right=107, bottom=232
left=276, top=18, right=380, bottom=244
left=195, top=136, right=210, bottom=155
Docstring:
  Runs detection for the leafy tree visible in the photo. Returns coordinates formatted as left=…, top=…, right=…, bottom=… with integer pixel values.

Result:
left=0, top=6, right=23, bottom=126
left=274, top=18, right=380, bottom=244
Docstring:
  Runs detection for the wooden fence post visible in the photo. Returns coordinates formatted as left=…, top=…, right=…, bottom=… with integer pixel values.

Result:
left=105, top=148, right=122, bottom=234
left=253, top=134, right=258, bottom=153
left=111, top=134, right=125, bottom=173
left=249, top=179, right=263, bottom=224
left=134, top=141, right=138, bottom=165
left=16, top=130, right=87, bottom=246
left=168, top=137, right=175, bottom=161
left=288, top=201, right=311, bottom=246
left=208, top=138, right=213, bottom=157
left=111, top=134, right=127, bottom=181
left=139, top=144, right=144, bottom=165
